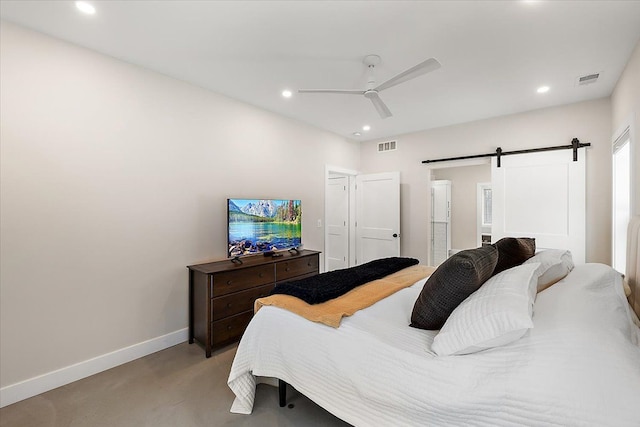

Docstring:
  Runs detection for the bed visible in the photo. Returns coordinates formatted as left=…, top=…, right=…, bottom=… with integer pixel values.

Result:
left=228, top=218, right=640, bottom=426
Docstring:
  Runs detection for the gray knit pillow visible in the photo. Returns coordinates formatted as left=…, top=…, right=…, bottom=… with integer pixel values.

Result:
left=492, top=237, right=536, bottom=275
left=410, top=245, right=498, bottom=330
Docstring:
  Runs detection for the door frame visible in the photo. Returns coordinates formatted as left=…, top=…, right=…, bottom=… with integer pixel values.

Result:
left=324, top=165, right=358, bottom=271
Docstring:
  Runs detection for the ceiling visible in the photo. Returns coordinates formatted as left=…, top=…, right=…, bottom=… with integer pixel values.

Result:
left=2, top=1, right=640, bottom=142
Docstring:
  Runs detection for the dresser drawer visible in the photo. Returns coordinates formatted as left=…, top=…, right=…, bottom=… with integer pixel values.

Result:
left=212, top=265, right=274, bottom=297
left=211, top=310, right=253, bottom=346
left=212, top=283, right=273, bottom=321
left=276, top=255, right=319, bottom=281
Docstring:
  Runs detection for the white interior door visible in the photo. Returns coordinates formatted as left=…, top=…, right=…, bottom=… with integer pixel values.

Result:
left=491, top=150, right=586, bottom=263
left=356, top=172, right=400, bottom=264
left=326, top=176, right=349, bottom=271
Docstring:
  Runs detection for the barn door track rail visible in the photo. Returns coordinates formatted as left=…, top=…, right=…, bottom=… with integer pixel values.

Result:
left=422, top=138, right=591, bottom=167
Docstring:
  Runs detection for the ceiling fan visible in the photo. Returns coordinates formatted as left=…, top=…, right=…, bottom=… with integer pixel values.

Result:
left=298, top=54, right=441, bottom=119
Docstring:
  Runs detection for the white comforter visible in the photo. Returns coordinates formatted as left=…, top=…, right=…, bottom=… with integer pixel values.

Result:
left=228, top=263, right=640, bottom=426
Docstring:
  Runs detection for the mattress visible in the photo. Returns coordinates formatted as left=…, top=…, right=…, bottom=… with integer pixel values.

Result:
left=228, top=263, right=640, bottom=426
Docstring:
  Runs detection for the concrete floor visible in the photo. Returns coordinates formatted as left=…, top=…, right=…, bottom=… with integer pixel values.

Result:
left=0, top=342, right=351, bottom=427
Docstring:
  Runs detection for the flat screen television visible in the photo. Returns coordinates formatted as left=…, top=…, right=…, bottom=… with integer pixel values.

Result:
left=227, top=198, right=302, bottom=257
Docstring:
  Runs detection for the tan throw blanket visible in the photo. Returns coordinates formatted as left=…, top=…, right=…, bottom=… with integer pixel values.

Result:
left=254, top=264, right=434, bottom=328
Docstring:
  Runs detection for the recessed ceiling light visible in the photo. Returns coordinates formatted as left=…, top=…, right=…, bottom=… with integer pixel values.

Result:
left=537, top=85, right=550, bottom=94
left=352, top=132, right=362, bottom=137
left=282, top=90, right=292, bottom=98
left=75, top=1, right=96, bottom=15
left=362, top=125, right=371, bottom=131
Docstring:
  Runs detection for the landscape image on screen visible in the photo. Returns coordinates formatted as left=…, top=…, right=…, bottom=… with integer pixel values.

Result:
left=228, top=199, right=302, bottom=257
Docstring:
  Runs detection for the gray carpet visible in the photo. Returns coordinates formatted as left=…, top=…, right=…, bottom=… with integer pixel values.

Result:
left=0, top=342, right=351, bottom=427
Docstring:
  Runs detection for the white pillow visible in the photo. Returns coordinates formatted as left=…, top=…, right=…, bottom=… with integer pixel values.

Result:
left=524, top=249, right=574, bottom=292
left=431, top=262, right=540, bottom=356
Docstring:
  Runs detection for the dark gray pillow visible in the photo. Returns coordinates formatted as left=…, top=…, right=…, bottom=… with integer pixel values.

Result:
left=492, top=237, right=536, bottom=275
left=410, top=245, right=498, bottom=330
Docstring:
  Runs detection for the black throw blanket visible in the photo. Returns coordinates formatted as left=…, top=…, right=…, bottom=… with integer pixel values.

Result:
left=270, top=257, right=419, bottom=304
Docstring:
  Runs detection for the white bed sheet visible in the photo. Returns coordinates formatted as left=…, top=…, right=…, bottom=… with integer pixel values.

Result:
left=228, top=263, right=640, bottom=426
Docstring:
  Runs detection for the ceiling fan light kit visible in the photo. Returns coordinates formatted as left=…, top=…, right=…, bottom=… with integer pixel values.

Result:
left=298, top=54, right=441, bottom=119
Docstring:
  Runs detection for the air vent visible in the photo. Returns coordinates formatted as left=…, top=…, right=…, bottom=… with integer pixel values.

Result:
left=377, top=140, right=397, bottom=152
left=577, top=73, right=600, bottom=86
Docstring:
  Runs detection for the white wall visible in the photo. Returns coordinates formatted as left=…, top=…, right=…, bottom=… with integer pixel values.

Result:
left=611, top=39, right=640, bottom=216
left=361, top=98, right=612, bottom=265
left=0, top=22, right=359, bottom=392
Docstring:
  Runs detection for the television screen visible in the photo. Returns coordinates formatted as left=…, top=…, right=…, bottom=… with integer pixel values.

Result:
left=228, top=198, right=302, bottom=257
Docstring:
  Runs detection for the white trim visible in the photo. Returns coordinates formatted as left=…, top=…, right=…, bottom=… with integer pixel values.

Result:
left=0, top=328, right=188, bottom=408
left=613, top=127, right=630, bottom=152
left=324, top=164, right=359, bottom=177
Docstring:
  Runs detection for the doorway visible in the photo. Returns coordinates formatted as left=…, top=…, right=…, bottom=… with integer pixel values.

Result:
left=326, top=174, right=350, bottom=271
left=429, top=161, right=491, bottom=265
left=324, top=167, right=401, bottom=271
left=477, top=182, right=492, bottom=247
left=430, top=180, right=451, bottom=266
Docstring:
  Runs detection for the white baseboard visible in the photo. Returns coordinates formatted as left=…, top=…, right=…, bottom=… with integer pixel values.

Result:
left=0, top=328, right=188, bottom=408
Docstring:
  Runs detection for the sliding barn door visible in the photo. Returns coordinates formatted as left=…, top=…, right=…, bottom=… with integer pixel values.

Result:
left=491, top=150, right=586, bottom=263
left=355, top=172, right=400, bottom=265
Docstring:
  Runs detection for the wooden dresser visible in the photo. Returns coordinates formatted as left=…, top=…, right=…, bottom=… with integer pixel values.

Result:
left=187, top=250, right=320, bottom=357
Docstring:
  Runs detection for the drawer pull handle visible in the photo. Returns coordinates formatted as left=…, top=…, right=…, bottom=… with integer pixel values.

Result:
left=259, top=273, right=263, bottom=278
left=307, top=262, right=311, bottom=266
left=285, top=267, right=290, bottom=272
left=227, top=303, right=232, bottom=309
left=227, top=325, right=232, bottom=331
left=226, top=280, right=232, bottom=285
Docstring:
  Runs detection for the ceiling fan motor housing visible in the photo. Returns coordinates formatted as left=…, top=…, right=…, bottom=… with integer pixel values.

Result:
left=363, top=54, right=381, bottom=67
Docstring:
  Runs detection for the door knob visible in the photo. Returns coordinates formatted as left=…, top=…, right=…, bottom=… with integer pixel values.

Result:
left=393, top=233, right=399, bottom=238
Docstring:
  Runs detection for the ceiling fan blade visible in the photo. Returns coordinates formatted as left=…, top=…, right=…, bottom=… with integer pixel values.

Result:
left=368, top=92, right=392, bottom=119
left=374, top=57, right=441, bottom=92
left=298, top=89, right=365, bottom=95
